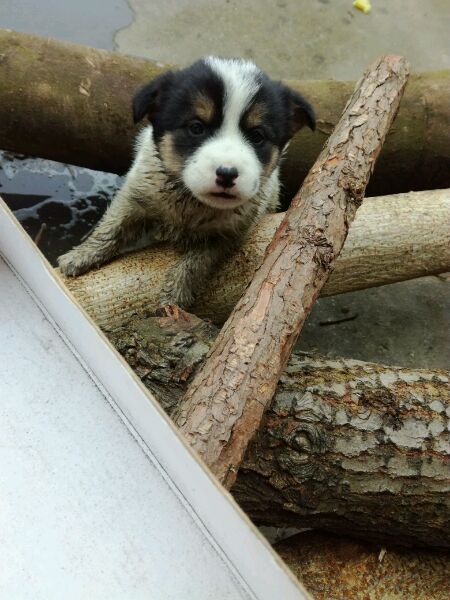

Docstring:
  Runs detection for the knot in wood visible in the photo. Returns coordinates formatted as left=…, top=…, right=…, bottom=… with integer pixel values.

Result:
left=340, top=174, right=365, bottom=206
left=315, top=245, right=334, bottom=270
left=276, top=447, right=315, bottom=482
left=295, top=226, right=335, bottom=269
left=276, top=423, right=331, bottom=483
left=288, top=423, right=329, bottom=454
left=301, top=226, right=330, bottom=249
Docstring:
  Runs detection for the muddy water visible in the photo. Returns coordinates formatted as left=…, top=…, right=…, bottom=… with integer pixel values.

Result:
left=0, top=0, right=134, bottom=264
left=0, top=152, right=121, bottom=265
left=0, top=0, right=133, bottom=265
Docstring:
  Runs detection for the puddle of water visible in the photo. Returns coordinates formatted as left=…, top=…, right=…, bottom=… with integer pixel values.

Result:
left=0, top=152, right=122, bottom=266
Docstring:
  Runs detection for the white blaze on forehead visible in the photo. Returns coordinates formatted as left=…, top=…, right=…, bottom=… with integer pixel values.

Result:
left=205, top=57, right=261, bottom=129
left=182, top=57, right=265, bottom=208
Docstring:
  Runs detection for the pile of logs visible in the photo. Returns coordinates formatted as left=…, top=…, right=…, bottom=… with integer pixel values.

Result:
left=1, top=29, right=449, bottom=599
left=107, top=308, right=450, bottom=549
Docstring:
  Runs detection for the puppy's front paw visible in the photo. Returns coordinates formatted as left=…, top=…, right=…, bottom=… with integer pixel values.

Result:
left=159, top=289, right=195, bottom=310
left=160, top=277, right=195, bottom=310
left=58, top=248, right=98, bottom=277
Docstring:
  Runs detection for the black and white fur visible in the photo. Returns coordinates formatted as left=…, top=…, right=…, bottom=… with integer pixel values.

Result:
left=58, top=56, right=315, bottom=307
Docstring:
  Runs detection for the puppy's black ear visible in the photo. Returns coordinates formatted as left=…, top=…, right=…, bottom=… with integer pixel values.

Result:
left=132, top=71, right=174, bottom=124
left=284, top=87, right=316, bottom=135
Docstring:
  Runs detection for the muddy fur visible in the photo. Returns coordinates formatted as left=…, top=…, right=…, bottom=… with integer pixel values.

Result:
left=58, top=57, right=314, bottom=307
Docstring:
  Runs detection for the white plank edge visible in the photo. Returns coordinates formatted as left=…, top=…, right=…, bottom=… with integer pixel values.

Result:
left=0, top=197, right=310, bottom=600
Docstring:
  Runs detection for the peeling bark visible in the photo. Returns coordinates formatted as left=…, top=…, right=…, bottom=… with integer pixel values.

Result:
left=106, top=308, right=450, bottom=548
left=60, top=188, right=450, bottom=328
left=234, top=354, right=450, bottom=548
left=0, top=29, right=449, bottom=198
left=172, top=56, right=410, bottom=488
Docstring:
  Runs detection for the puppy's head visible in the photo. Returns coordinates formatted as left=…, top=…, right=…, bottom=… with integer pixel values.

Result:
left=133, top=57, right=315, bottom=210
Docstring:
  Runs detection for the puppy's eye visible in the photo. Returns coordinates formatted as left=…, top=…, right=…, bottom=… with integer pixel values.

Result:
left=248, top=128, right=266, bottom=146
left=187, top=120, right=206, bottom=136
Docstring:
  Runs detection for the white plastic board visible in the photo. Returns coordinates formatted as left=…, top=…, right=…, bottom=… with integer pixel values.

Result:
left=0, top=198, right=310, bottom=600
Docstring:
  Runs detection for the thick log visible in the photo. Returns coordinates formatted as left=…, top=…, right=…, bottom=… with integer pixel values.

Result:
left=106, top=308, right=450, bottom=548
left=0, top=29, right=167, bottom=175
left=172, top=56, right=410, bottom=488
left=0, top=29, right=449, bottom=198
left=275, top=531, right=450, bottom=599
left=61, top=189, right=450, bottom=328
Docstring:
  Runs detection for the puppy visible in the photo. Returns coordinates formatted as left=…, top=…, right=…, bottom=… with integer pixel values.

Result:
left=58, top=57, right=315, bottom=307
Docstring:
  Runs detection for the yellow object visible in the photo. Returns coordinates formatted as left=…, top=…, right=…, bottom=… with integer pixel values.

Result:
left=353, top=0, right=371, bottom=14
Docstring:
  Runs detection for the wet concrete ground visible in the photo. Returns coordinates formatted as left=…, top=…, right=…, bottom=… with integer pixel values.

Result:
left=116, top=0, right=450, bottom=80
left=0, top=0, right=449, bottom=369
left=0, top=0, right=132, bottom=50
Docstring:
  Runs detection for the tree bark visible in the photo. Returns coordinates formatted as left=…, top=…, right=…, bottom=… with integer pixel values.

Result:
left=60, top=188, right=450, bottom=328
left=106, top=308, right=450, bottom=548
left=274, top=531, right=450, bottom=599
left=1, top=28, right=449, bottom=199
left=235, top=354, right=450, bottom=549
left=172, top=56, right=410, bottom=488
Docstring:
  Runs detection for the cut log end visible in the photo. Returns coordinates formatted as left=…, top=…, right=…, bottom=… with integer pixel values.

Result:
left=275, top=531, right=450, bottom=600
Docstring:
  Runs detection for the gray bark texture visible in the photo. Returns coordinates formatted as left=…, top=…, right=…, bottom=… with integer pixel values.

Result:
left=106, top=308, right=450, bottom=549
left=60, top=188, right=450, bottom=328
left=172, top=55, right=410, bottom=489
left=0, top=28, right=449, bottom=199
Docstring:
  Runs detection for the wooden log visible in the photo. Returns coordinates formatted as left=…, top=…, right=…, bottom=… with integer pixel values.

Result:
left=106, top=308, right=450, bottom=548
left=1, top=28, right=449, bottom=198
left=172, top=56, right=410, bottom=488
left=234, top=354, right=450, bottom=548
left=0, top=29, right=167, bottom=175
left=275, top=531, right=450, bottom=599
left=61, top=188, right=450, bottom=328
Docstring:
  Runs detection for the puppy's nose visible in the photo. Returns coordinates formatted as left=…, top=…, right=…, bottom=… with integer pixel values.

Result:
left=216, top=166, right=238, bottom=189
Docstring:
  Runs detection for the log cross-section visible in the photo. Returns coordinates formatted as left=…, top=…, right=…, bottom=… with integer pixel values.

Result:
left=172, top=55, right=410, bottom=488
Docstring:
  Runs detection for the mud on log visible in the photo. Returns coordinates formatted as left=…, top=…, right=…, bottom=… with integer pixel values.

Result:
left=1, top=28, right=450, bottom=198
left=107, top=309, right=450, bottom=548
left=60, top=188, right=450, bottom=328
